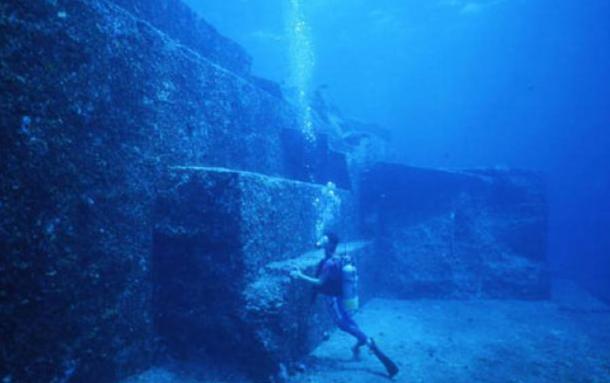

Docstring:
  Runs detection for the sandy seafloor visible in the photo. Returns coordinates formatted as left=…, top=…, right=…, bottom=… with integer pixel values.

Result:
left=123, top=281, right=610, bottom=383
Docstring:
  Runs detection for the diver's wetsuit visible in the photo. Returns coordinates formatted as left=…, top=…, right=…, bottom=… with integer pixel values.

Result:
left=316, top=256, right=368, bottom=345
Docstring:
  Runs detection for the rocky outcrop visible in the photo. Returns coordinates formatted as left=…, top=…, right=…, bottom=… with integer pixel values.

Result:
left=0, top=1, right=349, bottom=382
left=360, top=164, right=549, bottom=299
left=107, top=0, right=252, bottom=77
left=152, top=167, right=362, bottom=380
left=281, top=130, right=352, bottom=190
left=104, top=0, right=283, bottom=99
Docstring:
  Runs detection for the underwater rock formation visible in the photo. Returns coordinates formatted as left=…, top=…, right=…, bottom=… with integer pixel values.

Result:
left=360, top=163, right=550, bottom=299
left=0, top=1, right=349, bottom=381
left=152, top=167, right=360, bottom=380
left=104, top=0, right=282, bottom=99
left=107, top=0, right=252, bottom=77
left=281, top=130, right=352, bottom=190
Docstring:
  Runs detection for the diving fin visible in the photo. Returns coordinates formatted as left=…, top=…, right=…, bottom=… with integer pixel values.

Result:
left=369, top=338, right=399, bottom=378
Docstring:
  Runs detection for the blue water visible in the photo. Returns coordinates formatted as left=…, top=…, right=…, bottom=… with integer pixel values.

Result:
left=185, top=0, right=610, bottom=302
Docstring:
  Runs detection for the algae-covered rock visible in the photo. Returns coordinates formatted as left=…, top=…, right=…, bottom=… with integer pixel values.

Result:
left=0, top=1, right=351, bottom=381
left=152, top=167, right=359, bottom=380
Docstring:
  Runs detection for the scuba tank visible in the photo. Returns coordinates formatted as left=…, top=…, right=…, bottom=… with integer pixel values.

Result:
left=341, top=260, right=359, bottom=312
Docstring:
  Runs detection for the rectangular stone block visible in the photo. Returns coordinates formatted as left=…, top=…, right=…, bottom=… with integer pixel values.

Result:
left=360, top=163, right=550, bottom=299
left=152, top=167, right=359, bottom=380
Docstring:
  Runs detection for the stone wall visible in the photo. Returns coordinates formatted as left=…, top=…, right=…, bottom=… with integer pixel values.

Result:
left=360, top=164, right=550, bottom=299
left=0, top=1, right=349, bottom=381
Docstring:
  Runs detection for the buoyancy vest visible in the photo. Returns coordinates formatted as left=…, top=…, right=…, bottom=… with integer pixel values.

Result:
left=315, top=256, right=360, bottom=311
left=316, top=256, right=343, bottom=297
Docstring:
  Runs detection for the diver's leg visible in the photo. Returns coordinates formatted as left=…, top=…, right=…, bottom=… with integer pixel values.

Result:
left=331, top=300, right=399, bottom=377
left=327, top=298, right=368, bottom=359
left=336, top=300, right=369, bottom=358
left=329, top=298, right=366, bottom=339
left=338, top=299, right=368, bottom=340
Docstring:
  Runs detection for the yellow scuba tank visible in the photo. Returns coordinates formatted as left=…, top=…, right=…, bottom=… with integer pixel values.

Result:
left=341, top=261, right=359, bottom=312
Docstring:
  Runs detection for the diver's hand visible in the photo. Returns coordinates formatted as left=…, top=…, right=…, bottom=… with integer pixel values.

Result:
left=289, top=268, right=302, bottom=279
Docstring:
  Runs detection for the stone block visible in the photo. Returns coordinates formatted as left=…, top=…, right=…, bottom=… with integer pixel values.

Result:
left=152, top=167, right=360, bottom=380
left=108, top=0, right=253, bottom=76
left=360, top=163, right=550, bottom=299
left=280, top=129, right=351, bottom=190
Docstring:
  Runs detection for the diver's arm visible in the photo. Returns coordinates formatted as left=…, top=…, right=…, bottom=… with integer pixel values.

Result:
left=290, top=269, right=323, bottom=286
left=297, top=272, right=323, bottom=286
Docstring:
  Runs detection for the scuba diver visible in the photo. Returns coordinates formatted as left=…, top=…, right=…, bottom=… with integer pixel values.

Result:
left=290, top=232, right=399, bottom=378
